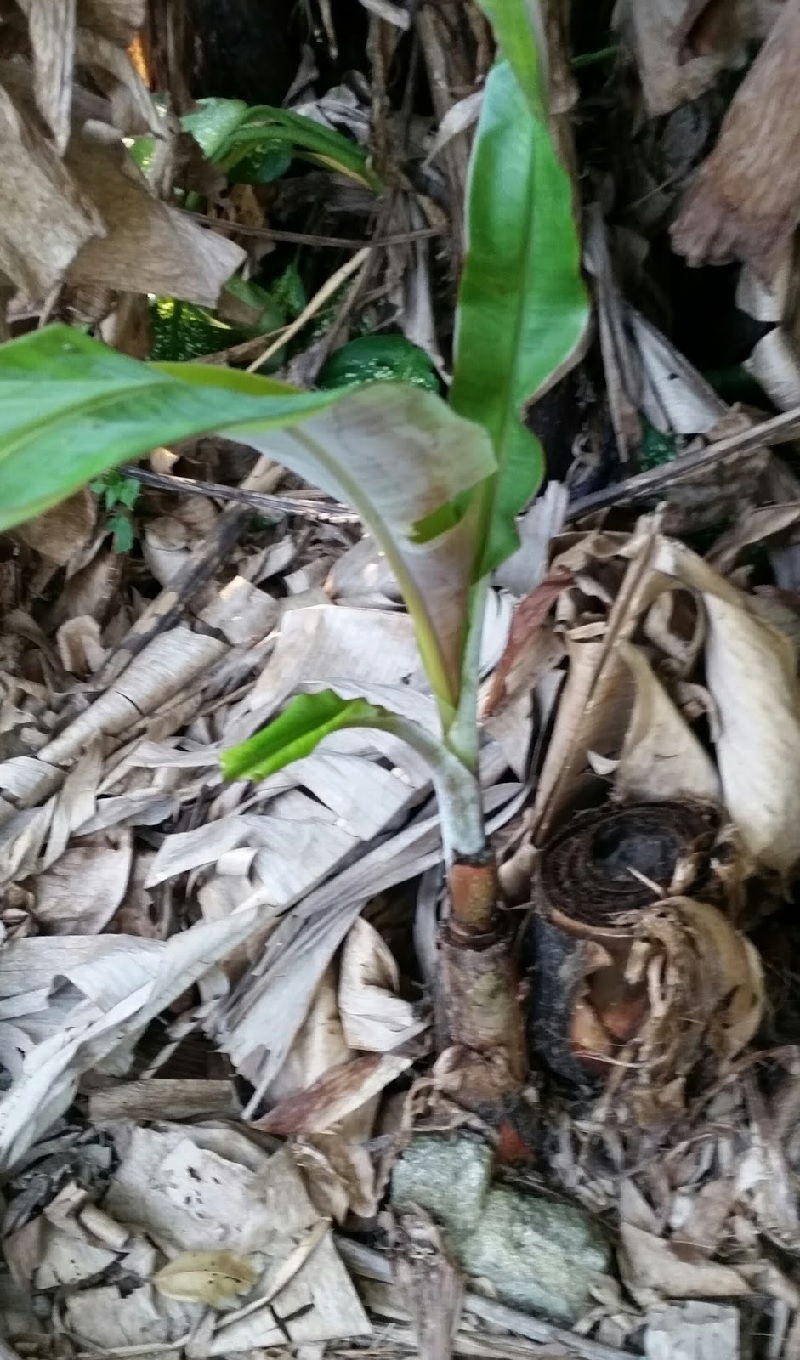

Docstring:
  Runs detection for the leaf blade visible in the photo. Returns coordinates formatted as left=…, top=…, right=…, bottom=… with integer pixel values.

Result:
left=450, top=57, right=589, bottom=571
left=0, top=326, right=495, bottom=707
left=475, top=0, right=546, bottom=114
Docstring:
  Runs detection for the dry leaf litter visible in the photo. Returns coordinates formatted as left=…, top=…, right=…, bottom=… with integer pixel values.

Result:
left=6, top=2, right=800, bottom=1360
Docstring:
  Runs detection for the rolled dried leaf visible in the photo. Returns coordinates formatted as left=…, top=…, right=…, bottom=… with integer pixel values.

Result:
left=539, top=802, right=720, bottom=930
left=530, top=801, right=724, bottom=1087
left=532, top=523, right=669, bottom=841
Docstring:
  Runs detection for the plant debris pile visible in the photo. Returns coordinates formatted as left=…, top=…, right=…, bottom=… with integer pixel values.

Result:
left=4, top=2, right=800, bottom=1359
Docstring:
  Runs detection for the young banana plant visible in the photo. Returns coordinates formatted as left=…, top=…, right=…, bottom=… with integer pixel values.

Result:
left=0, top=0, right=587, bottom=1102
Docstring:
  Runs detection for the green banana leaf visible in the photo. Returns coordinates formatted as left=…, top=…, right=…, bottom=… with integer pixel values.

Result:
left=450, top=43, right=589, bottom=570
left=475, top=0, right=547, bottom=114
left=0, top=325, right=494, bottom=713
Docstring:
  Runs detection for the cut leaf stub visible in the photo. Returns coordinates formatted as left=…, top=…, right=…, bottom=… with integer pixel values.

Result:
left=529, top=802, right=762, bottom=1110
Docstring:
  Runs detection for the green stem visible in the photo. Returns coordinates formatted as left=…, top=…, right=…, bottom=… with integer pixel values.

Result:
left=292, top=429, right=459, bottom=721
left=445, top=573, right=490, bottom=771
left=364, top=713, right=485, bottom=861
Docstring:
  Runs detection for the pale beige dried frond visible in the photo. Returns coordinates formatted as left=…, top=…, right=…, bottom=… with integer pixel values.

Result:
left=339, top=915, right=426, bottom=1053
left=657, top=539, right=800, bottom=874
left=615, top=641, right=720, bottom=804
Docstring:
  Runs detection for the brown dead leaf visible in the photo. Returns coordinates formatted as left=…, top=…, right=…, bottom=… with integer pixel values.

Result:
left=615, top=0, right=750, bottom=116
left=620, top=1221, right=750, bottom=1300
left=292, top=1142, right=352, bottom=1224
left=482, top=569, right=571, bottom=717
left=0, top=45, right=239, bottom=305
left=709, top=502, right=800, bottom=576
left=254, top=1053, right=412, bottom=1135
left=76, top=27, right=159, bottom=136
left=339, top=917, right=426, bottom=1053
left=642, top=587, right=706, bottom=676
left=672, top=1178, right=738, bottom=1256
left=0, top=77, right=103, bottom=295
left=667, top=897, right=764, bottom=1060
left=97, top=1129, right=370, bottom=1349
left=77, top=0, right=145, bottom=48
left=672, top=0, right=800, bottom=276
left=264, top=967, right=390, bottom=1220
left=56, top=615, right=107, bottom=675
left=34, top=829, right=131, bottom=933
left=15, top=488, right=96, bottom=565
left=66, top=129, right=245, bottom=305
left=18, top=0, right=77, bottom=153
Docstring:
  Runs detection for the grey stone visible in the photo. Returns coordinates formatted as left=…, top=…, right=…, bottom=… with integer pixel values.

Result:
left=391, top=1133, right=493, bottom=1236
left=391, top=1134, right=610, bottom=1326
left=458, top=1184, right=610, bottom=1324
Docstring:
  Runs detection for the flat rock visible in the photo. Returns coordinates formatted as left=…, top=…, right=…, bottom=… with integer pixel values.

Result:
left=391, top=1133, right=610, bottom=1324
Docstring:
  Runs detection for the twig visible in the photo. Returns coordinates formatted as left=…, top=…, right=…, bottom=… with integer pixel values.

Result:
left=94, top=461, right=314, bottom=686
left=415, top=0, right=476, bottom=270
left=187, top=209, right=444, bottom=248
left=283, top=204, right=393, bottom=387
left=463, top=1297, right=640, bottom=1360
left=122, top=465, right=360, bottom=524
left=189, top=328, right=287, bottom=367
left=94, top=502, right=253, bottom=686
left=567, top=403, right=800, bottom=520
left=247, top=247, right=370, bottom=373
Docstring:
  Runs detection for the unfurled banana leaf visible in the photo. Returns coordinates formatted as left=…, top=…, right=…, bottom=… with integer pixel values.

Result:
left=451, top=2, right=589, bottom=572
left=0, top=325, right=494, bottom=716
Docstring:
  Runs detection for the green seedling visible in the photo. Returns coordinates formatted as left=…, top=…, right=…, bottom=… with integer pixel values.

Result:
left=89, top=470, right=140, bottom=553
left=0, top=0, right=588, bottom=1096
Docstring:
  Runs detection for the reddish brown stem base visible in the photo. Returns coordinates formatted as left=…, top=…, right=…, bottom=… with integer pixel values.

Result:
left=441, top=854, right=528, bottom=1111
